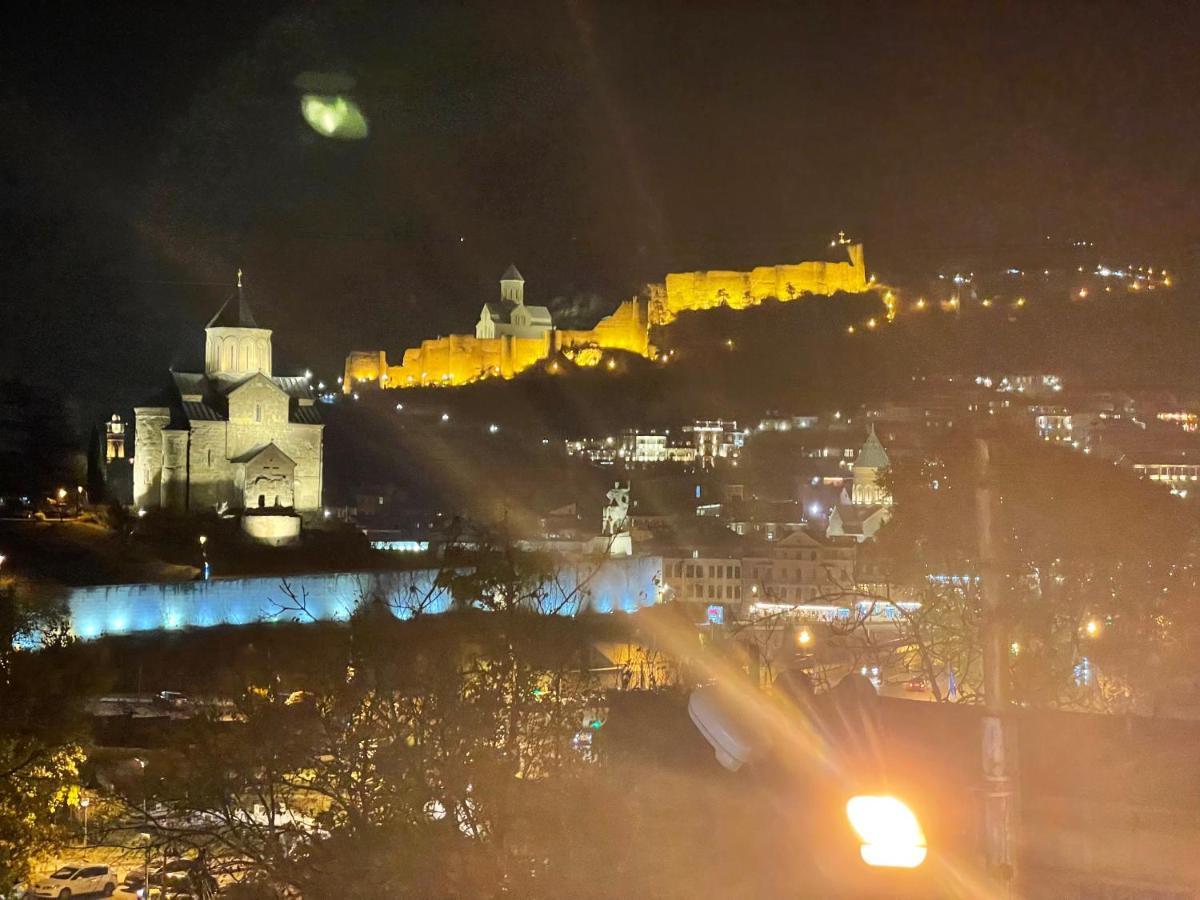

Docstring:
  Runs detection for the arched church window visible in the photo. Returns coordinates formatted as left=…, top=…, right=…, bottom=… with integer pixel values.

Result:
left=258, top=494, right=266, bottom=508
left=247, top=343, right=257, bottom=371
left=255, top=403, right=262, bottom=423
left=223, top=340, right=235, bottom=371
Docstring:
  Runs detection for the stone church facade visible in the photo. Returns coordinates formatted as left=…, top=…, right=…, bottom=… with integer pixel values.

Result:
left=133, top=278, right=324, bottom=515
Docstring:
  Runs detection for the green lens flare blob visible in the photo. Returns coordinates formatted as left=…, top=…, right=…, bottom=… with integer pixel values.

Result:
left=300, top=94, right=369, bottom=140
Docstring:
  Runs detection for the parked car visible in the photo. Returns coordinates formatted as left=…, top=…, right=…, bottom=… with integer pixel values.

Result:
left=904, top=676, right=929, bottom=693
left=115, top=860, right=211, bottom=900
left=153, top=692, right=189, bottom=710
left=27, top=864, right=118, bottom=898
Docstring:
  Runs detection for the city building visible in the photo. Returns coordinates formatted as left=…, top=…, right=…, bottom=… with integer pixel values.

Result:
left=685, top=419, right=746, bottom=467
left=757, top=413, right=820, bottom=432
left=743, top=530, right=856, bottom=604
left=133, top=275, right=325, bottom=523
left=619, top=430, right=669, bottom=464
left=660, top=551, right=744, bottom=605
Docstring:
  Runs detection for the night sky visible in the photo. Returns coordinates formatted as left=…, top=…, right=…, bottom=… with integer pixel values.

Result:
left=3, top=1, right=1198, bottom=423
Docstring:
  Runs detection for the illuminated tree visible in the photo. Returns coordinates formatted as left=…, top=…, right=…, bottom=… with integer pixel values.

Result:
left=871, top=429, right=1198, bottom=711
left=0, top=580, right=88, bottom=886
left=120, top=602, right=606, bottom=896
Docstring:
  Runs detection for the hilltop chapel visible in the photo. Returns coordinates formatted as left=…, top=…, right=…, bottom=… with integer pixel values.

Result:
left=132, top=274, right=324, bottom=517
left=475, top=265, right=555, bottom=339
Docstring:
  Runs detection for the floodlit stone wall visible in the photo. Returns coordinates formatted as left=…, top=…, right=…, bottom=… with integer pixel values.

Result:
left=241, top=513, right=302, bottom=545
left=186, top=420, right=239, bottom=512
left=342, top=244, right=868, bottom=390
left=556, top=297, right=652, bottom=357
left=650, top=243, right=868, bottom=324
left=133, top=407, right=170, bottom=510
left=64, top=556, right=664, bottom=640
left=344, top=297, right=655, bottom=391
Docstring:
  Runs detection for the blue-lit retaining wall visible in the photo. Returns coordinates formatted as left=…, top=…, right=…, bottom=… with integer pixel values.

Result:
left=67, top=556, right=664, bottom=639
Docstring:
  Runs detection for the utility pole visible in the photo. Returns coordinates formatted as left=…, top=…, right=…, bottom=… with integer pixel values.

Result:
left=976, top=438, right=1017, bottom=890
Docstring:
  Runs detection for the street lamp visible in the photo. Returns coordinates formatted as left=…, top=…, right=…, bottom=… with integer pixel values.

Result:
left=198, top=535, right=209, bottom=580
left=80, top=796, right=90, bottom=847
left=140, top=830, right=153, bottom=898
left=1084, top=618, right=1102, bottom=638
left=135, top=758, right=150, bottom=893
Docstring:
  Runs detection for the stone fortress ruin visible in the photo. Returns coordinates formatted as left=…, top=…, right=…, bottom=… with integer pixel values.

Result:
left=343, top=238, right=869, bottom=391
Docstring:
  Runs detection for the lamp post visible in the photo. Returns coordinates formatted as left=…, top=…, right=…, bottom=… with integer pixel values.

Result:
left=140, top=830, right=153, bottom=898
left=198, top=535, right=209, bottom=580
left=976, top=438, right=1017, bottom=887
left=56, top=487, right=67, bottom=520
left=80, top=796, right=89, bottom=847
left=136, top=757, right=150, bottom=895
left=76, top=485, right=84, bottom=516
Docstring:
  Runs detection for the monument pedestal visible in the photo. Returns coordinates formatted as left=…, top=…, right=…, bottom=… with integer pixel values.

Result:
left=241, top=512, right=301, bottom=546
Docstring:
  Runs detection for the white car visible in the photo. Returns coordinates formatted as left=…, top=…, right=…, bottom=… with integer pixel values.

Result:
left=27, top=864, right=118, bottom=898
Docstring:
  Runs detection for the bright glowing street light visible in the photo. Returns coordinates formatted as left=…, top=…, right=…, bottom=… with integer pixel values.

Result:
left=1085, top=618, right=1102, bottom=638
left=846, top=795, right=927, bottom=868
left=198, top=535, right=208, bottom=546
left=797, top=627, right=813, bottom=648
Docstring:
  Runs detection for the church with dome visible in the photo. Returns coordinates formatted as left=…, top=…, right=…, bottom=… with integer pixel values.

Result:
left=826, top=424, right=893, bottom=542
left=132, top=274, right=325, bottom=523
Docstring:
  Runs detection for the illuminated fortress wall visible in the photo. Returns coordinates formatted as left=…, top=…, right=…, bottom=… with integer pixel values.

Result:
left=650, top=242, right=867, bottom=324
left=343, top=245, right=868, bottom=390
left=345, top=298, right=654, bottom=390
left=556, top=296, right=651, bottom=357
